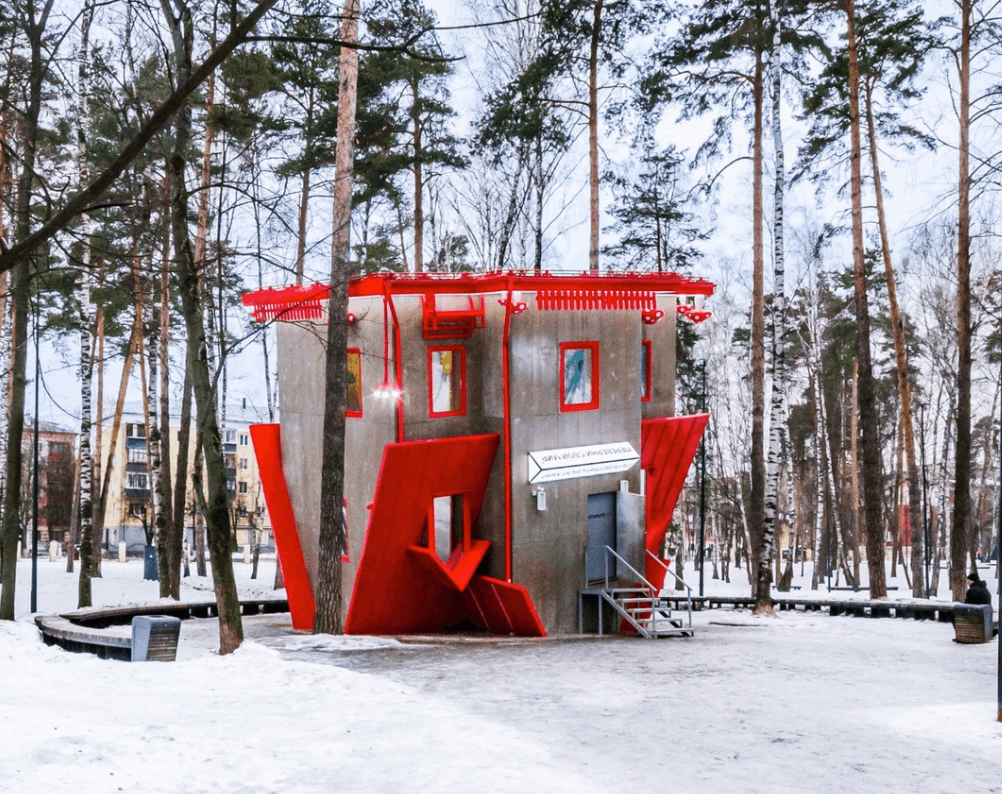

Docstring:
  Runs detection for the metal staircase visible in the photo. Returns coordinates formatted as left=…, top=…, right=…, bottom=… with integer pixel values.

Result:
left=579, top=548, right=694, bottom=639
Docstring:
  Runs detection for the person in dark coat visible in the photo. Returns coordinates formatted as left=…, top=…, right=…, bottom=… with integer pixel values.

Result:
left=964, top=572, right=993, bottom=606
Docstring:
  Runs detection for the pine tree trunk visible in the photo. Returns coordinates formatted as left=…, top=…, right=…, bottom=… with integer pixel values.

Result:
left=164, top=0, right=242, bottom=653
left=295, top=86, right=314, bottom=285
left=587, top=0, right=603, bottom=273
left=844, top=0, right=886, bottom=598
left=314, top=0, right=359, bottom=635
left=864, top=85, right=924, bottom=598
left=94, top=297, right=141, bottom=556
left=952, top=0, right=974, bottom=599
left=1, top=0, right=52, bottom=621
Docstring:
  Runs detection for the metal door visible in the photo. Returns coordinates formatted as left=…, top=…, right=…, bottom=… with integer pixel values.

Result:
left=586, top=492, right=617, bottom=582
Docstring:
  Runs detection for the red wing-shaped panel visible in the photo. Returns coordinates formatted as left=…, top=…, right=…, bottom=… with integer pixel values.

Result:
left=344, top=434, right=501, bottom=636
left=249, top=424, right=316, bottom=630
left=641, top=415, right=708, bottom=583
left=463, top=576, right=546, bottom=637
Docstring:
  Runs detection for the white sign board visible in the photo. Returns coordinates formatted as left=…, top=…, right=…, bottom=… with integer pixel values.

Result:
left=527, top=442, right=640, bottom=484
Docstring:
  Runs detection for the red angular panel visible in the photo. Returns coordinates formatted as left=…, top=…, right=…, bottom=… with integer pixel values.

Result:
left=249, top=424, right=316, bottom=630
left=345, top=434, right=503, bottom=635
left=463, top=576, right=546, bottom=637
left=641, top=415, right=708, bottom=583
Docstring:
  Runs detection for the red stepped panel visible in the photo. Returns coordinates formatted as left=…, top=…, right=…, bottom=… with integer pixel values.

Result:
left=344, top=434, right=502, bottom=636
left=641, top=415, right=709, bottom=584
left=249, top=424, right=316, bottom=630
left=463, top=576, right=546, bottom=637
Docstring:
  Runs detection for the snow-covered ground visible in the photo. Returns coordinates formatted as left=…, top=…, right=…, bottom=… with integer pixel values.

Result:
left=1, top=557, right=999, bottom=793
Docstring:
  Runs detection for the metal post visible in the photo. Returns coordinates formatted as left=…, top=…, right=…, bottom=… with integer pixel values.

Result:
left=698, top=359, right=707, bottom=598
left=919, top=402, right=930, bottom=599
left=30, top=296, right=40, bottom=614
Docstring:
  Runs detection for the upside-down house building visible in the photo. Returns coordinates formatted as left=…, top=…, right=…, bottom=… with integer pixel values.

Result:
left=243, top=270, right=713, bottom=637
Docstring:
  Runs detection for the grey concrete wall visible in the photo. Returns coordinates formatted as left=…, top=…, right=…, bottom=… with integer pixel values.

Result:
left=642, top=294, right=677, bottom=420
left=276, top=296, right=393, bottom=599
left=506, top=303, right=646, bottom=634
left=275, top=286, right=676, bottom=634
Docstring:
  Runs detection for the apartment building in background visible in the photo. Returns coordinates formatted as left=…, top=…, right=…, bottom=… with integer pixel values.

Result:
left=98, top=401, right=273, bottom=554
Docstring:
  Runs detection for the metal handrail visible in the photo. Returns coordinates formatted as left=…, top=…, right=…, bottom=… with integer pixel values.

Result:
left=646, top=551, right=693, bottom=629
left=603, top=545, right=690, bottom=636
left=603, top=545, right=657, bottom=592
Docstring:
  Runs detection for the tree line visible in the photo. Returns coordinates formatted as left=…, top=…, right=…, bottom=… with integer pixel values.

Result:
left=0, top=0, right=998, bottom=649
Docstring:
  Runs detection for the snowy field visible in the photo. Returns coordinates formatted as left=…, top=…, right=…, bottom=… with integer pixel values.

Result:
left=1, top=557, right=999, bottom=793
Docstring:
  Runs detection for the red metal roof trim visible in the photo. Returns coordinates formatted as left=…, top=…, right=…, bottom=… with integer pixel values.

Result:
left=243, top=270, right=714, bottom=323
left=242, top=283, right=328, bottom=322
left=536, top=288, right=657, bottom=311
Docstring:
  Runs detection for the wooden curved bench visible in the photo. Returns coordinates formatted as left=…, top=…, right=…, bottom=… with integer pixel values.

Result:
left=35, top=598, right=290, bottom=661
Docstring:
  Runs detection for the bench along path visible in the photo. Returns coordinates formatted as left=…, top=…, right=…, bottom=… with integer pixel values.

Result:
left=656, top=594, right=998, bottom=643
left=35, top=598, right=290, bottom=661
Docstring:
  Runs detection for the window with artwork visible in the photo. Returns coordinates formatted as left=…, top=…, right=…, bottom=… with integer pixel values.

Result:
left=428, top=346, right=466, bottom=417
left=560, top=341, right=599, bottom=412
left=641, top=340, right=652, bottom=402
left=346, top=349, right=363, bottom=417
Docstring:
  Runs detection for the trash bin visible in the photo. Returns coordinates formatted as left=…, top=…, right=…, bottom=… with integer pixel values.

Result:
left=131, top=616, right=181, bottom=662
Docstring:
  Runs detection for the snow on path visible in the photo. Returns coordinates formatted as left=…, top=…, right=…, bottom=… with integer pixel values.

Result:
left=1, top=559, right=999, bottom=793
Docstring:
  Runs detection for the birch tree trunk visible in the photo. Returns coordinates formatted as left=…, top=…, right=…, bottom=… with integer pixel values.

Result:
left=156, top=213, right=174, bottom=596
left=756, top=0, right=786, bottom=614
left=812, top=367, right=826, bottom=590
left=0, top=274, right=9, bottom=542
left=76, top=0, right=96, bottom=608
left=748, top=49, right=767, bottom=594
left=314, top=0, right=359, bottom=635
left=170, top=355, right=193, bottom=599
left=91, top=305, right=104, bottom=575
left=145, top=263, right=164, bottom=573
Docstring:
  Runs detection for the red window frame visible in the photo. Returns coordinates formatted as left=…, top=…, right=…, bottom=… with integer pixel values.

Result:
left=559, top=341, right=600, bottom=412
left=427, top=345, right=467, bottom=417
left=641, top=340, right=652, bottom=403
left=346, top=348, right=363, bottom=418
